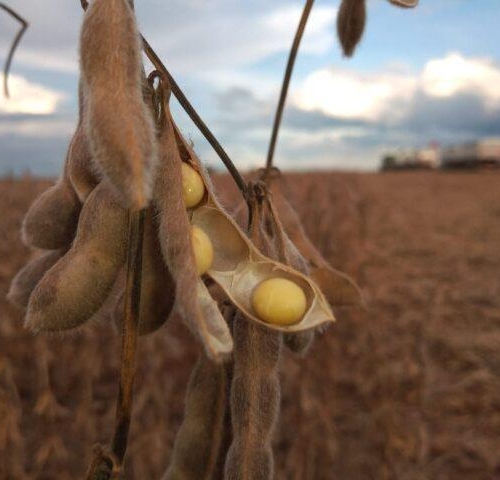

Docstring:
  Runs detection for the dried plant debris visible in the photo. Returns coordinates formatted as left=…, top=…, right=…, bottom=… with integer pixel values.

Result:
left=80, top=0, right=158, bottom=210
left=7, top=250, right=64, bottom=309
left=26, top=182, right=128, bottom=333
left=337, top=0, right=366, bottom=57
left=162, top=354, right=229, bottom=480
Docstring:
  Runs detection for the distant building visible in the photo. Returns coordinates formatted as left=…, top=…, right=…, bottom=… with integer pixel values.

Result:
left=441, top=137, right=500, bottom=169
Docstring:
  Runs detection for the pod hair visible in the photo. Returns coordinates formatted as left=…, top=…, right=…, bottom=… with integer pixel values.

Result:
left=154, top=100, right=232, bottom=362
left=80, top=0, right=158, bottom=210
left=22, top=149, right=81, bottom=250
left=337, top=0, right=367, bottom=57
left=7, top=250, right=64, bottom=309
left=162, top=353, right=229, bottom=480
left=225, top=198, right=283, bottom=480
left=68, top=81, right=99, bottom=203
left=113, top=210, right=175, bottom=335
left=26, top=182, right=128, bottom=332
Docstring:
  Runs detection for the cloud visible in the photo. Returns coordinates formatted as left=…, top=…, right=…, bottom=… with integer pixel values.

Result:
left=420, top=53, right=500, bottom=108
left=0, top=74, right=65, bottom=115
left=293, top=53, right=500, bottom=124
left=199, top=52, right=500, bottom=171
left=294, top=69, right=416, bottom=121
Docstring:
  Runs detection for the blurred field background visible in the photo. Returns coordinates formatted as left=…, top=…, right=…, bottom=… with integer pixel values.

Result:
left=0, top=170, right=499, bottom=479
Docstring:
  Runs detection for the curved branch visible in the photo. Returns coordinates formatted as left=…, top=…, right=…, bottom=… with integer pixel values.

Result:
left=0, top=3, right=28, bottom=98
left=264, top=0, right=314, bottom=177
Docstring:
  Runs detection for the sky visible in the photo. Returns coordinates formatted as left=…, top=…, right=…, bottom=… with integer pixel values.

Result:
left=0, top=0, right=500, bottom=175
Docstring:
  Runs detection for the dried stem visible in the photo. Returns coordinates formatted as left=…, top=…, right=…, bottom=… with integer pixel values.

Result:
left=111, top=208, right=145, bottom=464
left=0, top=3, right=28, bottom=98
left=264, top=0, right=314, bottom=178
left=79, top=0, right=247, bottom=197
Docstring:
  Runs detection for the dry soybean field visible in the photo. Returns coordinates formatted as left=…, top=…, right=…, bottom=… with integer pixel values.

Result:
left=1, top=171, right=499, bottom=479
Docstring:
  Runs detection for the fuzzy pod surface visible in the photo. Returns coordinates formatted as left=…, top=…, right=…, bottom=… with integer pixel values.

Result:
left=68, top=81, right=99, bottom=203
left=224, top=196, right=283, bottom=480
left=26, top=182, right=128, bottom=332
left=163, top=354, right=229, bottom=480
left=337, top=0, right=367, bottom=57
left=225, top=312, right=282, bottom=480
left=154, top=107, right=232, bottom=361
left=113, top=210, right=175, bottom=335
left=7, top=250, right=64, bottom=309
left=22, top=151, right=81, bottom=250
left=80, top=0, right=158, bottom=210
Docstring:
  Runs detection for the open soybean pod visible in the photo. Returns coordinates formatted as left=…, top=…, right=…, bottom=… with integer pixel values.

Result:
left=26, top=182, right=128, bottom=332
left=171, top=121, right=335, bottom=333
left=153, top=97, right=232, bottom=362
left=267, top=175, right=364, bottom=308
left=80, top=0, right=158, bottom=210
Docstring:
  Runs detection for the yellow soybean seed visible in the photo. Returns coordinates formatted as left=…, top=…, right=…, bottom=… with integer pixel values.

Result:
left=192, top=226, right=214, bottom=275
left=182, top=163, right=205, bottom=208
left=251, top=278, right=307, bottom=326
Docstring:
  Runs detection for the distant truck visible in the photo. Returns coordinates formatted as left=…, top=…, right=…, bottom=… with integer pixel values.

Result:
left=441, top=138, right=500, bottom=169
left=381, top=144, right=440, bottom=171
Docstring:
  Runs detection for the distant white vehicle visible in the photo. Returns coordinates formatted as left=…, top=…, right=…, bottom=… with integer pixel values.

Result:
left=381, top=143, right=440, bottom=171
left=441, top=138, right=500, bottom=169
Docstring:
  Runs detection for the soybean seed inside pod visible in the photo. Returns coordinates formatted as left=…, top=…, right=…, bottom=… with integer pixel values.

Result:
left=191, top=225, right=214, bottom=275
left=182, top=163, right=205, bottom=208
left=252, top=278, right=307, bottom=326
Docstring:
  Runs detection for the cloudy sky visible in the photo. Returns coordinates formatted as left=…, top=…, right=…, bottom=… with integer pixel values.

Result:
left=1, top=0, right=499, bottom=175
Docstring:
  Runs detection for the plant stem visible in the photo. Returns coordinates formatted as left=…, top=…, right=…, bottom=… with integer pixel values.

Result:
left=264, top=0, right=315, bottom=178
left=111, top=208, right=145, bottom=464
left=79, top=0, right=247, bottom=197
left=141, top=38, right=247, bottom=196
left=0, top=3, right=28, bottom=98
